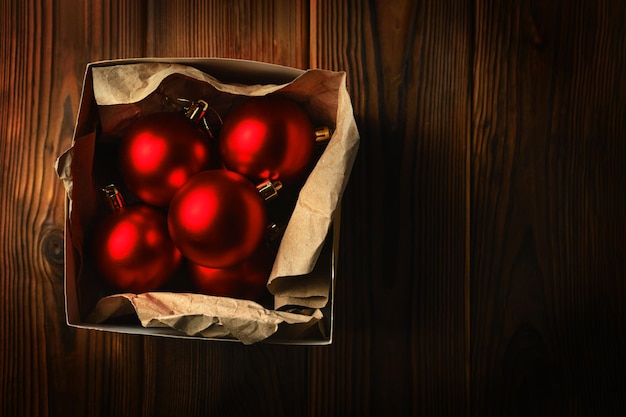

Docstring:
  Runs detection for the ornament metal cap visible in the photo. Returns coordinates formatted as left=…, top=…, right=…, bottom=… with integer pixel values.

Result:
left=256, top=179, right=283, bottom=201
left=102, top=184, right=125, bottom=211
left=315, top=126, right=333, bottom=142
left=265, top=221, right=286, bottom=253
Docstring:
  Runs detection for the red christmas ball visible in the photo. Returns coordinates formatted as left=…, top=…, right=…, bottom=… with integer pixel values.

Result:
left=168, top=170, right=267, bottom=268
left=219, top=96, right=315, bottom=183
left=91, top=204, right=182, bottom=293
left=119, top=112, right=214, bottom=207
left=188, top=244, right=275, bottom=301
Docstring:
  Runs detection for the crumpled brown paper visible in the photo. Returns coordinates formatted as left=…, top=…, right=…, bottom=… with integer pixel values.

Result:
left=87, top=292, right=323, bottom=345
left=56, top=61, right=359, bottom=344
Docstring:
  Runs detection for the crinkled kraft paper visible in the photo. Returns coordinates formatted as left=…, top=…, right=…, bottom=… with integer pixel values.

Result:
left=88, top=292, right=323, bottom=345
left=56, top=62, right=359, bottom=344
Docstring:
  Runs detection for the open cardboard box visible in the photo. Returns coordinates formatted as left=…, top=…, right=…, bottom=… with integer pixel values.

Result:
left=56, top=58, right=359, bottom=345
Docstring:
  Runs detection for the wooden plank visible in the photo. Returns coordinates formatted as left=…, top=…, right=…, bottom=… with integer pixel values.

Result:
left=311, top=0, right=471, bottom=415
left=2, top=0, right=312, bottom=415
left=139, top=339, right=312, bottom=416
left=471, top=0, right=626, bottom=414
left=0, top=1, right=147, bottom=416
left=145, top=0, right=309, bottom=69
left=135, top=2, right=313, bottom=416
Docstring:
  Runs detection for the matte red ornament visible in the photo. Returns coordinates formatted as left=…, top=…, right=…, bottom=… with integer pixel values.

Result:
left=168, top=170, right=267, bottom=268
left=119, top=111, right=214, bottom=207
left=91, top=187, right=182, bottom=293
left=188, top=244, right=275, bottom=301
left=219, top=96, right=316, bottom=183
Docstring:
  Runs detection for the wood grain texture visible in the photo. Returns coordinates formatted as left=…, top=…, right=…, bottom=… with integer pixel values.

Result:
left=2, top=0, right=625, bottom=416
left=134, top=2, right=314, bottom=417
left=1, top=1, right=147, bottom=416
left=311, top=0, right=471, bottom=415
left=145, top=0, right=309, bottom=69
left=470, top=0, right=626, bottom=415
left=1, top=1, right=310, bottom=416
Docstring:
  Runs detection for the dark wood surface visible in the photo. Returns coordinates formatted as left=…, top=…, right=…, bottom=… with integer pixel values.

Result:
left=1, top=0, right=624, bottom=416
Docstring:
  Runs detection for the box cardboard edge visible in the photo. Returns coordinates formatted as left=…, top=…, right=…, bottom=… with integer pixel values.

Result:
left=64, top=58, right=338, bottom=345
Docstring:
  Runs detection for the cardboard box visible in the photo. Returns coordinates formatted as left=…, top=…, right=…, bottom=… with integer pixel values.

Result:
left=56, top=58, right=358, bottom=345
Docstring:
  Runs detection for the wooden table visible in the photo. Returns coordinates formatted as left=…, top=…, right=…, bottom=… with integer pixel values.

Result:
left=2, top=1, right=624, bottom=415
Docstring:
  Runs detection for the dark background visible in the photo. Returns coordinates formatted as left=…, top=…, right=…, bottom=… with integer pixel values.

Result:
left=1, top=0, right=624, bottom=416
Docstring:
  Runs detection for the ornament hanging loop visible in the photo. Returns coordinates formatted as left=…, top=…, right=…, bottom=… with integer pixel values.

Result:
left=200, top=105, right=224, bottom=139
left=183, top=99, right=209, bottom=123
left=177, top=98, right=224, bottom=140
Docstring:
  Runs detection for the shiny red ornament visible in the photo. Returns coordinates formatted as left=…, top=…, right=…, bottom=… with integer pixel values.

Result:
left=219, top=96, right=315, bottom=183
left=119, top=111, right=214, bottom=207
left=91, top=203, right=182, bottom=293
left=188, top=244, right=275, bottom=301
left=168, top=170, right=267, bottom=268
